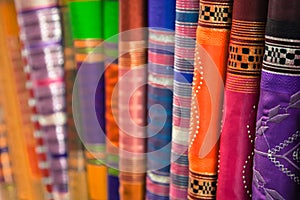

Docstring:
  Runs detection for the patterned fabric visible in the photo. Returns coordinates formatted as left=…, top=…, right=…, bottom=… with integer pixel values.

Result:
left=119, top=0, right=147, bottom=199
left=188, top=0, right=232, bottom=199
left=15, top=0, right=69, bottom=198
left=103, top=0, right=120, bottom=199
left=170, top=0, right=199, bottom=199
left=147, top=0, right=175, bottom=198
left=252, top=0, right=300, bottom=199
left=68, top=0, right=108, bottom=199
left=216, top=0, right=268, bottom=199
left=59, top=0, right=89, bottom=199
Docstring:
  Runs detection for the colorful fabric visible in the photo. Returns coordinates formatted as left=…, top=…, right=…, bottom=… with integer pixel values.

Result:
left=188, top=0, right=233, bottom=199
left=252, top=0, right=300, bottom=199
left=170, top=0, right=199, bottom=199
left=0, top=1, right=46, bottom=199
left=119, top=0, right=147, bottom=199
left=59, top=0, right=89, bottom=199
left=68, top=0, right=108, bottom=199
left=147, top=0, right=176, bottom=199
left=103, top=0, right=120, bottom=199
left=15, top=0, right=69, bottom=197
left=216, top=0, right=268, bottom=199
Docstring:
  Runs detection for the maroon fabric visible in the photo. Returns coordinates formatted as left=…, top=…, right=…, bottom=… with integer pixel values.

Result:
left=216, top=0, right=268, bottom=199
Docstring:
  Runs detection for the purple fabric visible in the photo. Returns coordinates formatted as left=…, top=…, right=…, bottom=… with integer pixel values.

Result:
left=76, top=62, right=106, bottom=144
left=108, top=175, right=120, bottom=200
left=253, top=70, right=300, bottom=199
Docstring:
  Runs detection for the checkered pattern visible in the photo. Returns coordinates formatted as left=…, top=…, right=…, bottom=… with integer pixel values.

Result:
left=264, top=45, right=300, bottom=66
left=228, top=45, right=264, bottom=70
left=200, top=5, right=232, bottom=23
left=189, top=178, right=217, bottom=196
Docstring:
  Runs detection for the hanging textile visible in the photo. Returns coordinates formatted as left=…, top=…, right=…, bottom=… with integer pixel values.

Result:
left=0, top=1, right=45, bottom=199
left=216, top=0, right=268, bottom=199
left=68, top=0, right=108, bottom=199
left=146, top=0, right=175, bottom=199
left=103, top=0, right=120, bottom=199
left=119, top=0, right=147, bottom=199
left=188, top=0, right=233, bottom=199
left=170, top=0, right=199, bottom=199
left=14, top=0, right=69, bottom=199
left=252, top=0, right=300, bottom=199
left=59, top=0, right=89, bottom=199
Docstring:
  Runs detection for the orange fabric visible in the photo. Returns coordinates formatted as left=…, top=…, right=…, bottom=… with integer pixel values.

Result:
left=0, top=1, right=44, bottom=199
left=105, top=63, right=119, bottom=152
left=119, top=181, right=145, bottom=200
left=189, top=27, right=230, bottom=173
left=188, top=0, right=232, bottom=199
left=86, top=164, right=108, bottom=200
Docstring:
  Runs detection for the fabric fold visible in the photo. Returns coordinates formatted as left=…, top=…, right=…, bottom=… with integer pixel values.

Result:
left=170, top=0, right=199, bottom=199
left=252, top=0, right=300, bottom=199
left=147, top=0, right=176, bottom=199
left=216, top=0, right=268, bottom=199
left=188, top=0, right=233, bottom=199
left=119, top=0, right=148, bottom=199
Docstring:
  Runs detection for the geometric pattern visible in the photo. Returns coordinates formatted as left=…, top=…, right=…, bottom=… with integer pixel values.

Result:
left=188, top=171, right=217, bottom=199
left=264, top=45, right=300, bottom=66
left=228, top=44, right=264, bottom=74
left=200, top=5, right=232, bottom=22
left=263, top=36, right=300, bottom=74
left=199, top=0, right=233, bottom=29
left=190, top=179, right=217, bottom=195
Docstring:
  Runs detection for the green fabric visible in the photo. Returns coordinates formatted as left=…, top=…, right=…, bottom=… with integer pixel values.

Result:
left=69, top=0, right=103, bottom=39
left=61, top=6, right=73, bottom=47
left=108, top=168, right=119, bottom=176
left=103, top=0, right=118, bottom=41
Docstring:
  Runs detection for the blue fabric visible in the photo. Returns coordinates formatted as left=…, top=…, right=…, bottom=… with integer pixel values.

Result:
left=148, top=0, right=176, bottom=29
left=108, top=175, right=119, bottom=200
left=176, top=11, right=199, bottom=23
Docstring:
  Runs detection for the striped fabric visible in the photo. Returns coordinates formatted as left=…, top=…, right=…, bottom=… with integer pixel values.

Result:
left=68, top=0, right=108, bottom=199
left=103, top=0, right=120, bottom=199
left=14, top=0, right=69, bottom=198
left=216, top=0, right=268, bottom=199
left=170, top=0, right=199, bottom=199
left=147, top=1, right=176, bottom=199
left=188, top=0, right=233, bottom=199
left=59, top=1, right=89, bottom=200
left=118, top=0, right=148, bottom=199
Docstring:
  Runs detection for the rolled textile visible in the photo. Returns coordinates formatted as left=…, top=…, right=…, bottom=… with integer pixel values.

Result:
left=118, top=0, right=147, bottom=199
left=146, top=0, right=175, bottom=199
left=170, top=0, right=199, bottom=199
left=252, top=0, right=300, bottom=199
left=14, top=0, right=69, bottom=199
left=0, top=1, right=45, bottom=199
left=103, top=0, right=120, bottom=199
left=188, top=0, right=233, bottom=199
left=59, top=1, right=89, bottom=200
left=216, top=0, right=268, bottom=199
left=68, top=0, right=108, bottom=199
